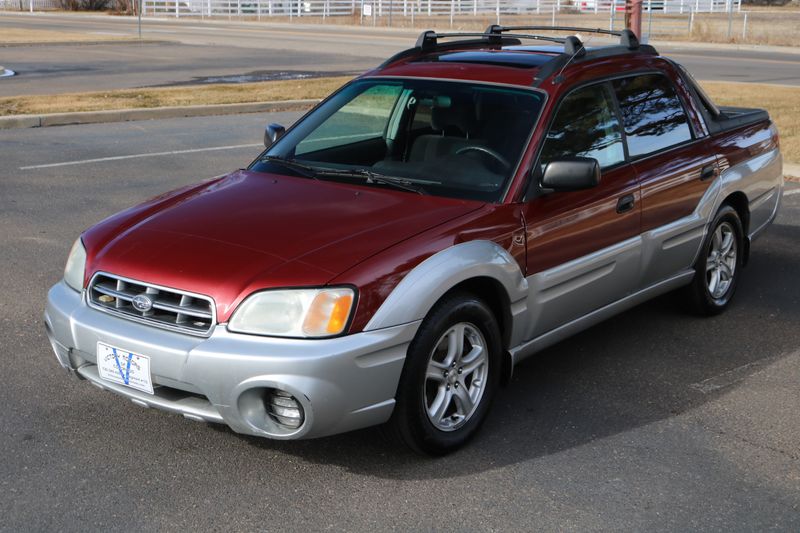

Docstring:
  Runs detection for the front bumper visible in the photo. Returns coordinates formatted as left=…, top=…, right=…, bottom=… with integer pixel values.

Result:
left=44, top=281, right=419, bottom=439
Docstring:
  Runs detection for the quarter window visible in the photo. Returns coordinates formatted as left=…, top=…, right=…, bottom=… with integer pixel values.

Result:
left=540, top=83, right=625, bottom=170
left=612, top=74, right=693, bottom=158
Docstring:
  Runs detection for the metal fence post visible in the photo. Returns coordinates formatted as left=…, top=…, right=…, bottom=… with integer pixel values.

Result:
left=495, top=0, right=499, bottom=25
left=551, top=4, right=556, bottom=27
left=610, top=0, right=615, bottom=31
left=742, top=11, right=747, bottom=40
left=726, top=0, right=732, bottom=40
left=646, top=0, right=652, bottom=40
left=450, top=0, right=454, bottom=28
left=29, top=0, right=32, bottom=13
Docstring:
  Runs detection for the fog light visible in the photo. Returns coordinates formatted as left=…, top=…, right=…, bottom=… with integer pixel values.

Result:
left=266, top=389, right=304, bottom=429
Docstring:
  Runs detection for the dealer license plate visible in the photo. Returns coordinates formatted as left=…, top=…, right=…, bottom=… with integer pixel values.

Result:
left=96, top=342, right=154, bottom=394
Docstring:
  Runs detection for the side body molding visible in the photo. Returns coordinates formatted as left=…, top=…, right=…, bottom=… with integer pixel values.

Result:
left=364, top=240, right=529, bottom=344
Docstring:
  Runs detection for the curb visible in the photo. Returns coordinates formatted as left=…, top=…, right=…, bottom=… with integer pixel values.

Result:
left=785, top=163, right=800, bottom=180
left=0, top=39, right=170, bottom=48
left=0, top=99, right=320, bottom=130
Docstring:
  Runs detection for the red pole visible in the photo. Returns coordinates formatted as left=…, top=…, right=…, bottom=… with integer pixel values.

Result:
left=626, top=0, right=643, bottom=40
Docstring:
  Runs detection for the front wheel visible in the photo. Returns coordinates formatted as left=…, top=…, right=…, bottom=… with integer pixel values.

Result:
left=685, top=205, right=744, bottom=315
left=385, top=292, right=502, bottom=455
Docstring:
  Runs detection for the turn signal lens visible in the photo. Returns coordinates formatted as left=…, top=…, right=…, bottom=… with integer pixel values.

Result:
left=303, top=289, right=354, bottom=336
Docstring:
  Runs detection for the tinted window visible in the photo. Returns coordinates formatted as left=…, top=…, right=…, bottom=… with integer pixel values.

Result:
left=540, top=83, right=625, bottom=170
left=612, top=74, right=693, bottom=158
left=254, top=79, right=545, bottom=202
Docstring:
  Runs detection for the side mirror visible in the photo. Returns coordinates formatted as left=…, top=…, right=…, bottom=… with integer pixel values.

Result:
left=540, top=157, right=601, bottom=192
left=264, top=123, right=286, bottom=148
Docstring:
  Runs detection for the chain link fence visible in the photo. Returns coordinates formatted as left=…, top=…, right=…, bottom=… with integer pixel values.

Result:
left=1, top=0, right=61, bottom=10
left=3, top=0, right=798, bottom=45
left=136, top=0, right=741, bottom=20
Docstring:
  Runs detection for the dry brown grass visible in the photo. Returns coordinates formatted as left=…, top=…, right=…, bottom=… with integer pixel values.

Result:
left=0, top=76, right=352, bottom=116
left=0, top=77, right=796, bottom=163
left=702, top=81, right=800, bottom=164
left=0, top=28, right=132, bottom=43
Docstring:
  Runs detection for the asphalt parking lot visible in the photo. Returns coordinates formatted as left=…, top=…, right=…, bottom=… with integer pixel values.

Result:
left=1, top=113, right=799, bottom=531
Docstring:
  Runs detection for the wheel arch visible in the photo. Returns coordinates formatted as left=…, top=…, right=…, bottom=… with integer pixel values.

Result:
left=364, top=240, right=528, bottom=384
left=440, top=277, right=515, bottom=386
left=720, top=191, right=751, bottom=264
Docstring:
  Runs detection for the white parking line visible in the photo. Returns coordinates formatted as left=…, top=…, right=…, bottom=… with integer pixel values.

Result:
left=784, top=188, right=800, bottom=197
left=19, top=143, right=263, bottom=170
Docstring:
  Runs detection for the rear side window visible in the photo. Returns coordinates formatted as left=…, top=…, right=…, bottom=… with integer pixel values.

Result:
left=540, top=83, right=625, bottom=170
left=612, top=74, right=693, bottom=158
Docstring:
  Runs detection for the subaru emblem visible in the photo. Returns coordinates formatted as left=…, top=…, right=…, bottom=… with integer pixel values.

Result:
left=132, top=294, right=153, bottom=313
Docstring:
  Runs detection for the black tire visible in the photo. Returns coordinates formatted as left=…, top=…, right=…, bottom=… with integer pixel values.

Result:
left=685, top=205, right=745, bottom=316
left=385, top=291, right=502, bottom=456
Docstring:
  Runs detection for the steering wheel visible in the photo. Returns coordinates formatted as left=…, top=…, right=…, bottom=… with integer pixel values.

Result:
left=455, top=145, right=511, bottom=171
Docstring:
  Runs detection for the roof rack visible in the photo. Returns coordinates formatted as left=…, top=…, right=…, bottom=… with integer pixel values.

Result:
left=377, top=26, right=658, bottom=83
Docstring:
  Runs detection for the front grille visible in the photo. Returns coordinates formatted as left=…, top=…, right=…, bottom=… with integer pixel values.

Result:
left=87, top=273, right=216, bottom=336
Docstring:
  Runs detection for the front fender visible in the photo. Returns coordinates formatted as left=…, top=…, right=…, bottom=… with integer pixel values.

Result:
left=364, top=240, right=528, bottom=344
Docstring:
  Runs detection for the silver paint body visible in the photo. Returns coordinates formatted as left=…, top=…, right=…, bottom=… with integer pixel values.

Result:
left=43, top=135, right=783, bottom=439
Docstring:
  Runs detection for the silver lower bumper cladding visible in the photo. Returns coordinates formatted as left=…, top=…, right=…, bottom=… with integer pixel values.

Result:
left=44, top=280, right=419, bottom=440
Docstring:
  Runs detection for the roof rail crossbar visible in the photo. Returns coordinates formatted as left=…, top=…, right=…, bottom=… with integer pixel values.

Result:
left=487, top=25, right=640, bottom=50
left=415, top=30, right=565, bottom=52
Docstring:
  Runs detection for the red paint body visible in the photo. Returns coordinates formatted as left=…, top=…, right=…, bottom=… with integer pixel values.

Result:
left=81, top=42, right=774, bottom=333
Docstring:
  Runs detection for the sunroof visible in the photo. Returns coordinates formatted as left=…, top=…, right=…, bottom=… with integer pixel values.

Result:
left=416, top=50, right=556, bottom=68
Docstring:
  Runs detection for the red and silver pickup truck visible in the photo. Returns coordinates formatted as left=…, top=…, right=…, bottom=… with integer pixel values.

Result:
left=45, top=27, right=783, bottom=454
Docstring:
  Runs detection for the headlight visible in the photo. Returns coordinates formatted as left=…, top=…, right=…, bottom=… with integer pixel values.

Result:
left=63, top=238, right=87, bottom=292
left=228, top=287, right=355, bottom=338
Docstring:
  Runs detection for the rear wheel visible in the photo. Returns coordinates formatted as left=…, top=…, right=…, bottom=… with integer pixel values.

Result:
left=386, top=292, right=502, bottom=455
left=685, top=205, right=744, bottom=315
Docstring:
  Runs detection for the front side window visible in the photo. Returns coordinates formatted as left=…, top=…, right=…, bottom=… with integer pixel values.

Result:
left=250, top=78, right=545, bottom=202
left=540, top=82, right=625, bottom=170
left=612, top=74, right=693, bottom=158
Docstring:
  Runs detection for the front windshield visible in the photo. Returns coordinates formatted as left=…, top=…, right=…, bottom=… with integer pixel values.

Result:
left=249, top=78, right=545, bottom=202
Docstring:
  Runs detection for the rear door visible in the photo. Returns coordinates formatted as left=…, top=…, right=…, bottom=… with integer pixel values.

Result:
left=522, top=81, right=641, bottom=340
left=611, top=73, right=717, bottom=288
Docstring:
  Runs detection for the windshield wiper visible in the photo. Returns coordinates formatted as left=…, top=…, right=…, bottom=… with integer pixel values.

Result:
left=258, top=158, right=430, bottom=195
left=257, top=156, right=320, bottom=180
left=315, top=168, right=429, bottom=195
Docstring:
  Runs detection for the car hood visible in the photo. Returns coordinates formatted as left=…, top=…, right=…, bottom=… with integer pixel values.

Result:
left=84, top=170, right=483, bottom=321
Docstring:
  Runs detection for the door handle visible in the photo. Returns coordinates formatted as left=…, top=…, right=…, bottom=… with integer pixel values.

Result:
left=616, top=194, right=635, bottom=214
left=700, top=164, right=718, bottom=181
